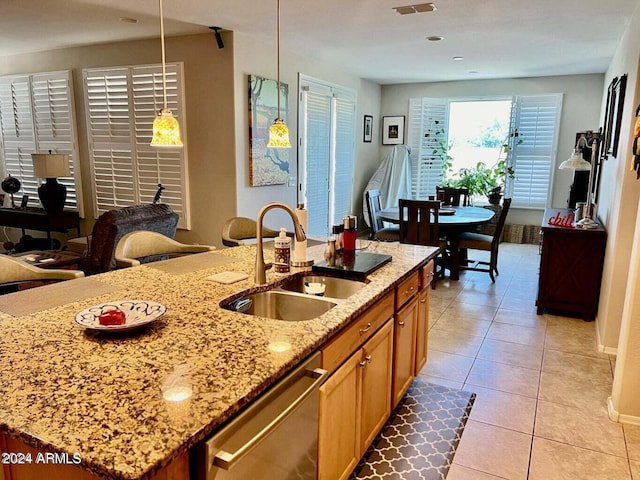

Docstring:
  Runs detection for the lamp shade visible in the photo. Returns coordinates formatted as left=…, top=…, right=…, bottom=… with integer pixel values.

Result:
left=151, top=108, right=183, bottom=147
left=31, top=153, right=71, bottom=178
left=31, top=153, right=70, bottom=214
left=558, top=149, right=591, bottom=171
left=267, top=118, right=291, bottom=148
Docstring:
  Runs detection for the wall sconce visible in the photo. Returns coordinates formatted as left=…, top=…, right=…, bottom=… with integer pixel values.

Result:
left=31, top=152, right=71, bottom=214
left=559, top=134, right=600, bottom=228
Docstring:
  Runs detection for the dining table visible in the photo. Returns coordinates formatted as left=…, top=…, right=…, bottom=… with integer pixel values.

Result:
left=378, top=205, right=496, bottom=280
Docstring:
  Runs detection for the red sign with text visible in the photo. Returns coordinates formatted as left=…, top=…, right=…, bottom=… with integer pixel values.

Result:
left=542, top=208, right=575, bottom=228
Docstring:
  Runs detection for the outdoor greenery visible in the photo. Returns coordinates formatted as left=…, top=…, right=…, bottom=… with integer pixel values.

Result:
left=441, top=130, right=520, bottom=200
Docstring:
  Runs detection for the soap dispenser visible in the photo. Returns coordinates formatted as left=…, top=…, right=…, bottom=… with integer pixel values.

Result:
left=274, top=228, right=291, bottom=273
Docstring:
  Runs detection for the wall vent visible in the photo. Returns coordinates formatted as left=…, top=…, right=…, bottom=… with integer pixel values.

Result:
left=393, top=3, right=437, bottom=15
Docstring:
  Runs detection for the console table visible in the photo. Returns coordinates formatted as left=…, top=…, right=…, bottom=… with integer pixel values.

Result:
left=0, top=208, right=80, bottom=247
left=536, top=208, right=606, bottom=321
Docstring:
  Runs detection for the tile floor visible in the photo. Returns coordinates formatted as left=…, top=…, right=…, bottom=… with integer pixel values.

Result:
left=420, top=243, right=640, bottom=480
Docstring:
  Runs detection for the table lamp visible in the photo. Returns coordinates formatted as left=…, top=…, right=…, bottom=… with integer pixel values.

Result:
left=31, top=153, right=71, bottom=215
left=558, top=134, right=599, bottom=228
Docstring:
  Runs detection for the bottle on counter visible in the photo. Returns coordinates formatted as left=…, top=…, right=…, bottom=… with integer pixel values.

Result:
left=342, top=215, right=357, bottom=252
left=332, top=224, right=344, bottom=252
left=274, top=228, right=291, bottom=273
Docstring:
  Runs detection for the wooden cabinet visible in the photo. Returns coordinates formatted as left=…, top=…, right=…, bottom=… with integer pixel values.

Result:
left=392, top=295, right=418, bottom=407
left=318, top=321, right=393, bottom=480
left=415, top=285, right=429, bottom=375
left=415, top=260, right=433, bottom=375
left=536, top=210, right=607, bottom=321
left=318, top=262, right=434, bottom=480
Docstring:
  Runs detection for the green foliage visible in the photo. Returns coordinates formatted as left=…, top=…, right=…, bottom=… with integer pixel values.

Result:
left=443, top=130, right=520, bottom=197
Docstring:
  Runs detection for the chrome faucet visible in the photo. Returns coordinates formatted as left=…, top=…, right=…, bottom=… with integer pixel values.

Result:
left=255, top=202, right=307, bottom=284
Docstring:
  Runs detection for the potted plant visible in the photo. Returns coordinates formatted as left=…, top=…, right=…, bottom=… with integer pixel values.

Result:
left=442, top=131, right=519, bottom=204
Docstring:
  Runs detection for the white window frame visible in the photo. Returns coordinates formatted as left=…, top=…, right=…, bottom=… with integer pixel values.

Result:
left=298, top=74, right=356, bottom=238
left=83, top=63, right=190, bottom=229
left=408, top=94, right=563, bottom=209
left=0, top=70, right=83, bottom=215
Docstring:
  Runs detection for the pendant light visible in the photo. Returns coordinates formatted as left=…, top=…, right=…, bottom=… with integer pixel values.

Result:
left=267, top=0, right=291, bottom=148
left=150, top=0, right=183, bottom=147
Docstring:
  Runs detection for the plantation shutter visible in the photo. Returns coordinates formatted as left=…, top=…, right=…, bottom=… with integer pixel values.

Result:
left=299, top=76, right=356, bottom=238
left=0, top=71, right=81, bottom=213
left=332, top=91, right=356, bottom=223
left=507, top=94, right=563, bottom=209
left=83, top=63, right=190, bottom=229
left=407, top=97, right=449, bottom=199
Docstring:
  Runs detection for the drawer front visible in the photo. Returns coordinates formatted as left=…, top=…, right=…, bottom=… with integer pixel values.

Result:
left=396, top=271, right=419, bottom=308
left=420, top=260, right=435, bottom=289
left=321, top=291, right=394, bottom=373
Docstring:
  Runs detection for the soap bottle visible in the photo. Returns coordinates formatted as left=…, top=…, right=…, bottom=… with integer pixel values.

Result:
left=274, top=228, right=291, bottom=273
left=342, top=215, right=357, bottom=252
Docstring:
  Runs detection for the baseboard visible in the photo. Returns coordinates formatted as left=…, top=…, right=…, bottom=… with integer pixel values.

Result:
left=608, top=397, right=640, bottom=425
left=596, top=319, right=618, bottom=355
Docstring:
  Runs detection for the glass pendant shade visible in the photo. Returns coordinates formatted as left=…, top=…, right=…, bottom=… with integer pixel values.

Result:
left=558, top=149, right=591, bottom=170
left=267, top=118, right=291, bottom=148
left=151, top=108, right=183, bottom=147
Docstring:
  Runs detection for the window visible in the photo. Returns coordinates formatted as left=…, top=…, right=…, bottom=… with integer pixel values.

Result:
left=83, top=63, right=190, bottom=229
left=298, top=75, right=356, bottom=238
left=0, top=71, right=82, bottom=214
left=408, top=94, right=563, bottom=209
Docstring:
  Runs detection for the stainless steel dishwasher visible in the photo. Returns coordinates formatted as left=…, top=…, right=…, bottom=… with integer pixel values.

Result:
left=194, top=352, right=328, bottom=480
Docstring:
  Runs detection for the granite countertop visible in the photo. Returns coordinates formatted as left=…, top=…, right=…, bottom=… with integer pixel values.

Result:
left=0, top=242, right=438, bottom=480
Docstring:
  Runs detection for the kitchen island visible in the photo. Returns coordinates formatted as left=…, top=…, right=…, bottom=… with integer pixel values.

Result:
left=0, top=242, right=438, bottom=480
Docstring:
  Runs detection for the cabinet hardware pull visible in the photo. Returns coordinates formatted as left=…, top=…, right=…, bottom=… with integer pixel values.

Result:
left=398, top=320, right=405, bottom=327
left=360, top=354, right=372, bottom=367
left=427, top=272, right=434, bottom=278
left=420, top=299, right=426, bottom=304
left=359, top=323, right=372, bottom=334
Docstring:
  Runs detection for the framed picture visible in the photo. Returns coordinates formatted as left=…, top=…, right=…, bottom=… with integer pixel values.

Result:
left=382, top=116, right=405, bottom=145
left=602, top=74, right=627, bottom=159
left=363, top=115, right=373, bottom=143
left=248, top=74, right=290, bottom=186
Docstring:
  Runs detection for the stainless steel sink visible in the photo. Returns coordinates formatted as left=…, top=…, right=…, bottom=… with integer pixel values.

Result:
left=222, top=290, right=337, bottom=321
left=279, top=274, right=367, bottom=299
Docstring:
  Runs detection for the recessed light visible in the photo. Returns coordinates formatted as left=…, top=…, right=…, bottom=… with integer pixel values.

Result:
left=119, top=17, right=138, bottom=24
left=453, top=56, right=464, bottom=61
left=427, top=35, right=444, bottom=42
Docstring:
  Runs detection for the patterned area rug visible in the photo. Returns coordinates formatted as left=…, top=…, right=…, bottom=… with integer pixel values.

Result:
left=350, top=379, right=476, bottom=480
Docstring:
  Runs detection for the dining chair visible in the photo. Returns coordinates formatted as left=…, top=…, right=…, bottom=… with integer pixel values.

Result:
left=457, top=197, right=512, bottom=282
left=436, top=187, right=470, bottom=206
left=221, top=217, right=283, bottom=247
left=114, top=231, right=215, bottom=267
left=365, top=189, right=400, bottom=242
left=398, top=199, right=447, bottom=288
left=0, top=254, right=84, bottom=293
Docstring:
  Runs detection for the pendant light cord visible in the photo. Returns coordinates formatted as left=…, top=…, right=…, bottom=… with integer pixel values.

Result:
left=276, top=0, right=281, bottom=120
left=159, top=0, right=168, bottom=109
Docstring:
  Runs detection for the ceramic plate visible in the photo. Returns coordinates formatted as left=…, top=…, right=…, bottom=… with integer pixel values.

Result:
left=74, top=300, right=167, bottom=332
left=440, top=208, right=456, bottom=216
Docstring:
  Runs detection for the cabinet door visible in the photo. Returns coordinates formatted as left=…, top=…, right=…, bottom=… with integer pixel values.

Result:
left=318, top=351, right=361, bottom=480
left=415, top=287, right=429, bottom=375
left=392, top=295, right=418, bottom=407
left=359, top=320, right=393, bottom=454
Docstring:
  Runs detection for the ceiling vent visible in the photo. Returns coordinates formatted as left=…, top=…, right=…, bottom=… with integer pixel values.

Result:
left=393, top=3, right=437, bottom=15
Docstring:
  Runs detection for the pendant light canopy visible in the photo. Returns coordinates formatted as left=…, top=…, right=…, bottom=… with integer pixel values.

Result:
left=267, top=0, right=291, bottom=148
left=151, top=0, right=183, bottom=147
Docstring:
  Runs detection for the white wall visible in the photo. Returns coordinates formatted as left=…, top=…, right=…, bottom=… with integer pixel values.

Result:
left=380, top=75, right=605, bottom=226
left=596, top=0, right=640, bottom=352
left=603, top=0, right=640, bottom=421
left=233, top=31, right=382, bottom=234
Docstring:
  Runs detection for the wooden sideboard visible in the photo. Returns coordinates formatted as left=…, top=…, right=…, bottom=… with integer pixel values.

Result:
left=0, top=208, right=80, bottom=247
left=536, top=209, right=607, bottom=321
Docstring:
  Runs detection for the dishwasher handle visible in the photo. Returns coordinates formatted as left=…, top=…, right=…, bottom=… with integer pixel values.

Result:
left=212, top=365, right=328, bottom=471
